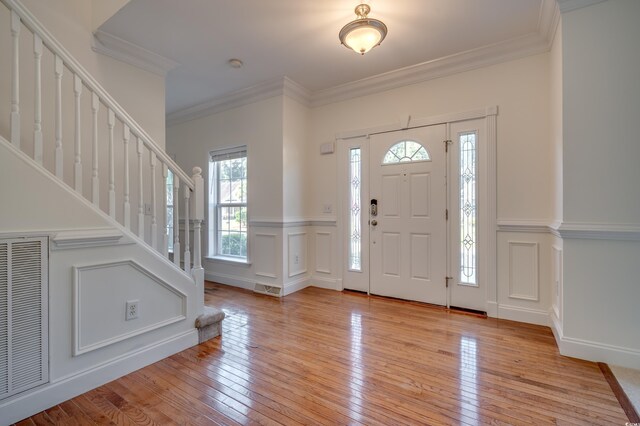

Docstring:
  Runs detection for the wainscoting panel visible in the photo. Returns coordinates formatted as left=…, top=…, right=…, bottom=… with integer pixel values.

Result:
left=315, top=232, right=332, bottom=274
left=73, top=261, right=186, bottom=356
left=254, top=233, right=278, bottom=278
left=508, top=241, right=539, bottom=301
left=287, top=232, right=308, bottom=278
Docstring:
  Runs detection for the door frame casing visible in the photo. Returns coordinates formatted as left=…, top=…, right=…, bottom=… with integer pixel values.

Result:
left=337, top=107, right=498, bottom=315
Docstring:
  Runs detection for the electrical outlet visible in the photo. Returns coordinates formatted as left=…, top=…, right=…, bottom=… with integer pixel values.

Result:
left=144, top=203, right=152, bottom=215
left=125, top=300, right=139, bottom=321
left=323, top=204, right=333, bottom=214
left=295, top=255, right=299, bottom=264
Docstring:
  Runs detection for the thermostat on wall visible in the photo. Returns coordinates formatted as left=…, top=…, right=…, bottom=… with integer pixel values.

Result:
left=320, top=142, right=335, bottom=155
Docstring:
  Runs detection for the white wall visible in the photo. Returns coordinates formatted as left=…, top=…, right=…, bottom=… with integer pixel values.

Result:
left=282, top=96, right=310, bottom=220
left=308, top=53, right=553, bottom=223
left=554, top=0, right=640, bottom=369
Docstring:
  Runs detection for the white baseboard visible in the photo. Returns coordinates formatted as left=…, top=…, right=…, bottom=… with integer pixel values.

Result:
left=0, top=329, right=197, bottom=426
left=486, top=301, right=498, bottom=318
left=310, top=275, right=343, bottom=291
left=204, top=271, right=254, bottom=290
left=549, top=311, right=640, bottom=369
left=283, top=275, right=311, bottom=296
left=497, top=304, right=549, bottom=326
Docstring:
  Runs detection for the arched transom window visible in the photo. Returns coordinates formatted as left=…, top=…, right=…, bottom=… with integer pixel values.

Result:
left=382, top=140, right=430, bottom=164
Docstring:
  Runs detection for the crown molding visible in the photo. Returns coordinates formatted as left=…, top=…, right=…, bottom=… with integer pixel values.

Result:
left=311, top=31, right=550, bottom=107
left=167, top=77, right=294, bottom=126
left=166, top=0, right=561, bottom=120
left=92, top=30, right=180, bottom=76
left=556, top=0, right=607, bottom=13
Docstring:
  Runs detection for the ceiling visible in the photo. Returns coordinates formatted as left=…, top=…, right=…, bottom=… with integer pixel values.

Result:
left=98, top=0, right=552, bottom=116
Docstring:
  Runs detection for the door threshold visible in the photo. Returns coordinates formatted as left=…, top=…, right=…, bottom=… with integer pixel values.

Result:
left=449, top=306, right=487, bottom=318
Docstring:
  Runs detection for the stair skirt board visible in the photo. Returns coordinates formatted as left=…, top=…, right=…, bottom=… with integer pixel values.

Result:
left=0, top=329, right=197, bottom=425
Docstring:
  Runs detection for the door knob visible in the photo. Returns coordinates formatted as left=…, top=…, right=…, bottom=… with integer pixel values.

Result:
left=371, top=220, right=378, bottom=226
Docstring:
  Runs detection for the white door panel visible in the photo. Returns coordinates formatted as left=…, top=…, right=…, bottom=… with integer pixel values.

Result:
left=369, top=125, right=447, bottom=305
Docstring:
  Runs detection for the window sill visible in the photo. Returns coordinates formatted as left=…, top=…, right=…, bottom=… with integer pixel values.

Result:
left=205, top=256, right=251, bottom=266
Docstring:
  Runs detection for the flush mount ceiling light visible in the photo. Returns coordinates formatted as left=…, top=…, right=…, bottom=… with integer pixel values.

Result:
left=339, top=3, right=388, bottom=55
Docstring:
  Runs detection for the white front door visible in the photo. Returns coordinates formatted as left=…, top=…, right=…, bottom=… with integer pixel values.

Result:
left=368, top=125, right=447, bottom=305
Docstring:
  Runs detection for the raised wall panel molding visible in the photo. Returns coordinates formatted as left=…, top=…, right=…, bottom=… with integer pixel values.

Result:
left=557, top=0, right=608, bottom=13
left=92, top=30, right=180, bottom=76
left=508, top=241, right=540, bottom=301
left=315, top=232, right=332, bottom=274
left=287, top=232, right=308, bottom=278
left=73, top=260, right=187, bottom=356
left=497, top=303, right=549, bottom=326
left=310, top=275, right=343, bottom=291
left=51, top=228, right=128, bottom=250
left=557, top=222, right=640, bottom=241
left=254, top=233, right=278, bottom=278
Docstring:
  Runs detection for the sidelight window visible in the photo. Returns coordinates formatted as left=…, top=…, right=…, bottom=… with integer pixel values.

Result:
left=459, top=132, right=477, bottom=285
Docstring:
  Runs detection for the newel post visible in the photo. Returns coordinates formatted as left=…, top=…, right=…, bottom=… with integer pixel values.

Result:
left=191, top=167, right=205, bottom=312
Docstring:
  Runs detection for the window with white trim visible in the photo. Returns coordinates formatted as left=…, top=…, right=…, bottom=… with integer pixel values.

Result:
left=208, top=147, right=248, bottom=260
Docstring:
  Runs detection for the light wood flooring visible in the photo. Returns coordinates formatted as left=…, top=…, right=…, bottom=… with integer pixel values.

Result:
left=17, top=282, right=629, bottom=425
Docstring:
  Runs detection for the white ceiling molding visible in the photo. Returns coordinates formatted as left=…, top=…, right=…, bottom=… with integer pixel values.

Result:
left=167, top=77, right=311, bottom=126
left=92, top=30, right=180, bottom=76
left=556, top=0, right=607, bottom=13
left=166, top=0, right=563, bottom=122
left=311, top=32, right=549, bottom=107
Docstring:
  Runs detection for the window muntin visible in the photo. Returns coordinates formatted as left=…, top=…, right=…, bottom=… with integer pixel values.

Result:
left=349, top=148, right=362, bottom=271
left=383, top=140, right=430, bottom=164
left=208, top=147, right=248, bottom=259
left=459, top=132, right=477, bottom=286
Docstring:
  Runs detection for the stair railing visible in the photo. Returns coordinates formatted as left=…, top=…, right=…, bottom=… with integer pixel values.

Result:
left=1, top=0, right=203, bottom=278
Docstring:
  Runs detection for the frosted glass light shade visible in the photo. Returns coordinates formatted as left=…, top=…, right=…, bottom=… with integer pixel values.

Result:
left=339, top=4, right=387, bottom=55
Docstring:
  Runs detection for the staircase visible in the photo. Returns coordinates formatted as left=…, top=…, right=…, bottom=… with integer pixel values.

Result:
left=0, top=0, right=212, bottom=423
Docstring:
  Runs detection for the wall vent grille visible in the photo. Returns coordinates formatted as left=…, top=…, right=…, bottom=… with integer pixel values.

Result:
left=0, top=237, right=48, bottom=401
left=253, top=283, right=282, bottom=297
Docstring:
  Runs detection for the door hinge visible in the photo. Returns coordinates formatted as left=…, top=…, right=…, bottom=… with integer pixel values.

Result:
left=444, top=139, right=452, bottom=153
left=445, top=276, right=453, bottom=288
left=445, top=209, right=449, bottom=220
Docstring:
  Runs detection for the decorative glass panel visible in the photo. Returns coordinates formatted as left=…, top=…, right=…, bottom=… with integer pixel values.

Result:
left=460, top=132, right=477, bottom=285
left=383, top=140, right=430, bottom=164
left=349, top=148, right=362, bottom=271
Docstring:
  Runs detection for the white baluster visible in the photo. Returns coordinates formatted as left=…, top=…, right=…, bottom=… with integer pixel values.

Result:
left=91, top=92, right=100, bottom=205
left=33, top=34, right=43, bottom=164
left=108, top=109, right=116, bottom=218
left=162, top=163, right=169, bottom=258
left=191, top=167, right=204, bottom=271
left=123, top=125, right=131, bottom=229
left=54, top=55, right=63, bottom=178
left=73, top=74, right=82, bottom=193
left=150, top=152, right=158, bottom=250
left=173, top=177, right=181, bottom=267
left=10, top=11, right=21, bottom=148
left=137, top=137, right=144, bottom=239
left=183, top=187, right=191, bottom=272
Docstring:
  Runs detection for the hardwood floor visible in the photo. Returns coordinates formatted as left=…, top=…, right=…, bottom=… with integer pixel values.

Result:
left=18, top=282, right=628, bottom=425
